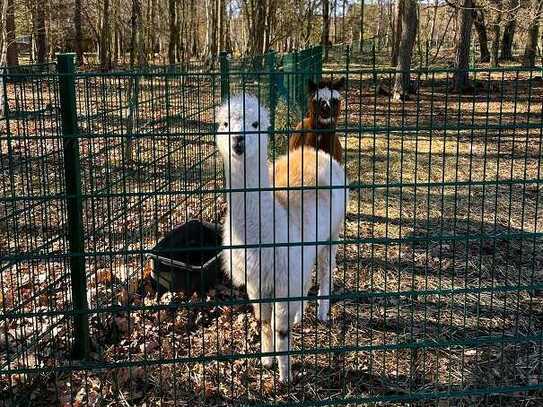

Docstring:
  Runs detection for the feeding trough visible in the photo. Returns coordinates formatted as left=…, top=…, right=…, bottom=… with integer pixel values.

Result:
left=148, top=219, right=222, bottom=294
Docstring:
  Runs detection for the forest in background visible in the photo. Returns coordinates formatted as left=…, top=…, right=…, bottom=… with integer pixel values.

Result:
left=0, top=1, right=542, bottom=85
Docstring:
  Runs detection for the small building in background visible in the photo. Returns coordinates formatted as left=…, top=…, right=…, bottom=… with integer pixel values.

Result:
left=16, top=35, right=32, bottom=55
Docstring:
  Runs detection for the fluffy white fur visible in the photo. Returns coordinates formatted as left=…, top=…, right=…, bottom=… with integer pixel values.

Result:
left=312, top=87, right=341, bottom=103
left=215, top=94, right=349, bottom=383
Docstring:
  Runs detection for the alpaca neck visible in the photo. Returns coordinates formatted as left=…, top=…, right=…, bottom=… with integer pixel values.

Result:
left=311, top=114, right=336, bottom=130
left=224, top=155, right=274, bottom=241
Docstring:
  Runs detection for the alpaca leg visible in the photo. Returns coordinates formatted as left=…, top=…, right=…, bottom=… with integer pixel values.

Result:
left=295, top=246, right=318, bottom=324
left=273, top=301, right=298, bottom=383
left=293, top=300, right=308, bottom=325
left=261, top=319, right=274, bottom=367
left=259, top=302, right=273, bottom=367
left=247, top=288, right=274, bottom=367
left=248, top=287, right=271, bottom=323
left=317, top=243, right=336, bottom=322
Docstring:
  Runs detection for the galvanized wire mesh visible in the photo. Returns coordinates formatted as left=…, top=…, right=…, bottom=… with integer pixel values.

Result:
left=1, top=54, right=542, bottom=405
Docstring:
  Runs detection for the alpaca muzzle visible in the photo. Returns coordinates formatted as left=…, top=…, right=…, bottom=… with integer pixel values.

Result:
left=232, top=136, right=245, bottom=155
left=318, top=100, right=332, bottom=119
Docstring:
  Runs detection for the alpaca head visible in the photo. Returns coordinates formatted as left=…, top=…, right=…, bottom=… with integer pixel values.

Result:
left=307, top=77, right=345, bottom=124
left=216, top=94, right=270, bottom=163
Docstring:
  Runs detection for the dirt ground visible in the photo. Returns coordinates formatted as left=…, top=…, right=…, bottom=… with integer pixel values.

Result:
left=1, top=65, right=542, bottom=406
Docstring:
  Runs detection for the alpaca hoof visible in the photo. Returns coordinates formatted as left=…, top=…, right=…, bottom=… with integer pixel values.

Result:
left=262, top=356, right=274, bottom=368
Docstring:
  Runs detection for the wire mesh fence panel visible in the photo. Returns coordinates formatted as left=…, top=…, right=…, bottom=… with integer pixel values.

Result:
left=0, top=71, right=74, bottom=380
left=1, top=53, right=542, bottom=406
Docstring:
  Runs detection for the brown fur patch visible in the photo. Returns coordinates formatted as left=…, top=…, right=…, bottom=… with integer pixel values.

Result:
left=270, top=147, right=332, bottom=208
left=288, top=117, right=343, bottom=163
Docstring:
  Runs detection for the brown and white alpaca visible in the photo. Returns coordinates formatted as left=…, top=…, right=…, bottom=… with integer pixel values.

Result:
left=288, top=77, right=345, bottom=163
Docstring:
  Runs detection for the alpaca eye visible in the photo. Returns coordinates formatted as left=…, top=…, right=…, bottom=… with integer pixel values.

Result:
left=223, top=122, right=228, bottom=128
left=251, top=121, right=259, bottom=129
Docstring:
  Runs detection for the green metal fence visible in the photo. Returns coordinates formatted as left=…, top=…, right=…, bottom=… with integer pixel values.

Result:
left=1, top=51, right=543, bottom=406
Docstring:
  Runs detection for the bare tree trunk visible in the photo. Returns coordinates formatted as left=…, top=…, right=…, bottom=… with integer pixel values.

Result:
left=112, top=23, right=118, bottom=65
left=429, top=0, right=439, bottom=46
left=391, top=0, right=404, bottom=66
left=500, top=19, right=515, bottom=60
left=322, top=0, right=331, bottom=60
left=376, top=0, right=384, bottom=50
left=119, top=27, right=124, bottom=65
left=168, top=0, right=177, bottom=64
left=149, top=0, right=157, bottom=58
left=73, top=0, right=83, bottom=64
left=304, top=2, right=313, bottom=47
left=225, top=0, right=232, bottom=52
left=204, top=0, right=212, bottom=60
left=332, top=0, right=337, bottom=43
left=341, top=0, right=346, bottom=43
left=218, top=0, right=225, bottom=52
left=33, top=0, right=47, bottom=64
left=190, top=0, right=198, bottom=56
left=453, top=0, right=474, bottom=93
left=473, top=9, right=490, bottom=62
left=1, top=0, right=9, bottom=115
left=387, top=0, right=394, bottom=50
left=263, top=0, right=275, bottom=53
left=523, top=22, right=540, bottom=67
left=244, top=0, right=266, bottom=55
left=523, top=0, right=543, bottom=67
left=127, top=0, right=143, bottom=162
left=130, top=0, right=139, bottom=68
left=6, top=0, right=17, bottom=66
left=489, top=5, right=501, bottom=67
left=176, top=0, right=184, bottom=62
left=130, top=0, right=146, bottom=67
left=1, top=0, right=7, bottom=65
left=393, top=0, right=417, bottom=100
left=100, top=0, right=111, bottom=70
left=358, top=0, right=364, bottom=51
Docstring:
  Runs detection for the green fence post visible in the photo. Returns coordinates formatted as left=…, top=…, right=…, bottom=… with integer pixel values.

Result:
left=265, top=50, right=277, bottom=131
left=57, top=53, right=90, bottom=360
left=219, top=51, right=230, bottom=102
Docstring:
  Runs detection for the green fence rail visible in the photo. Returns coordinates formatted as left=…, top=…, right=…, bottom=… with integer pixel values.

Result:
left=1, top=50, right=543, bottom=406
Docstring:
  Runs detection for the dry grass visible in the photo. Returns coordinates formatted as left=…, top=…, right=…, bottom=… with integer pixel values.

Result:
left=1, top=67, right=543, bottom=406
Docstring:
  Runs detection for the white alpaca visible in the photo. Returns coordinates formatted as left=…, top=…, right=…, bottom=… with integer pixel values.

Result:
left=216, top=94, right=349, bottom=382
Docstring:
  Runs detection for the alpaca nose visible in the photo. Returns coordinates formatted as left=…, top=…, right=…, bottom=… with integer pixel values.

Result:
left=319, top=102, right=331, bottom=118
left=232, top=136, right=245, bottom=155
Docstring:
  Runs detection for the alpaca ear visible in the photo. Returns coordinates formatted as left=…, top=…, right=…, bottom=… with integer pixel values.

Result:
left=307, top=79, right=318, bottom=94
left=332, top=77, right=346, bottom=91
